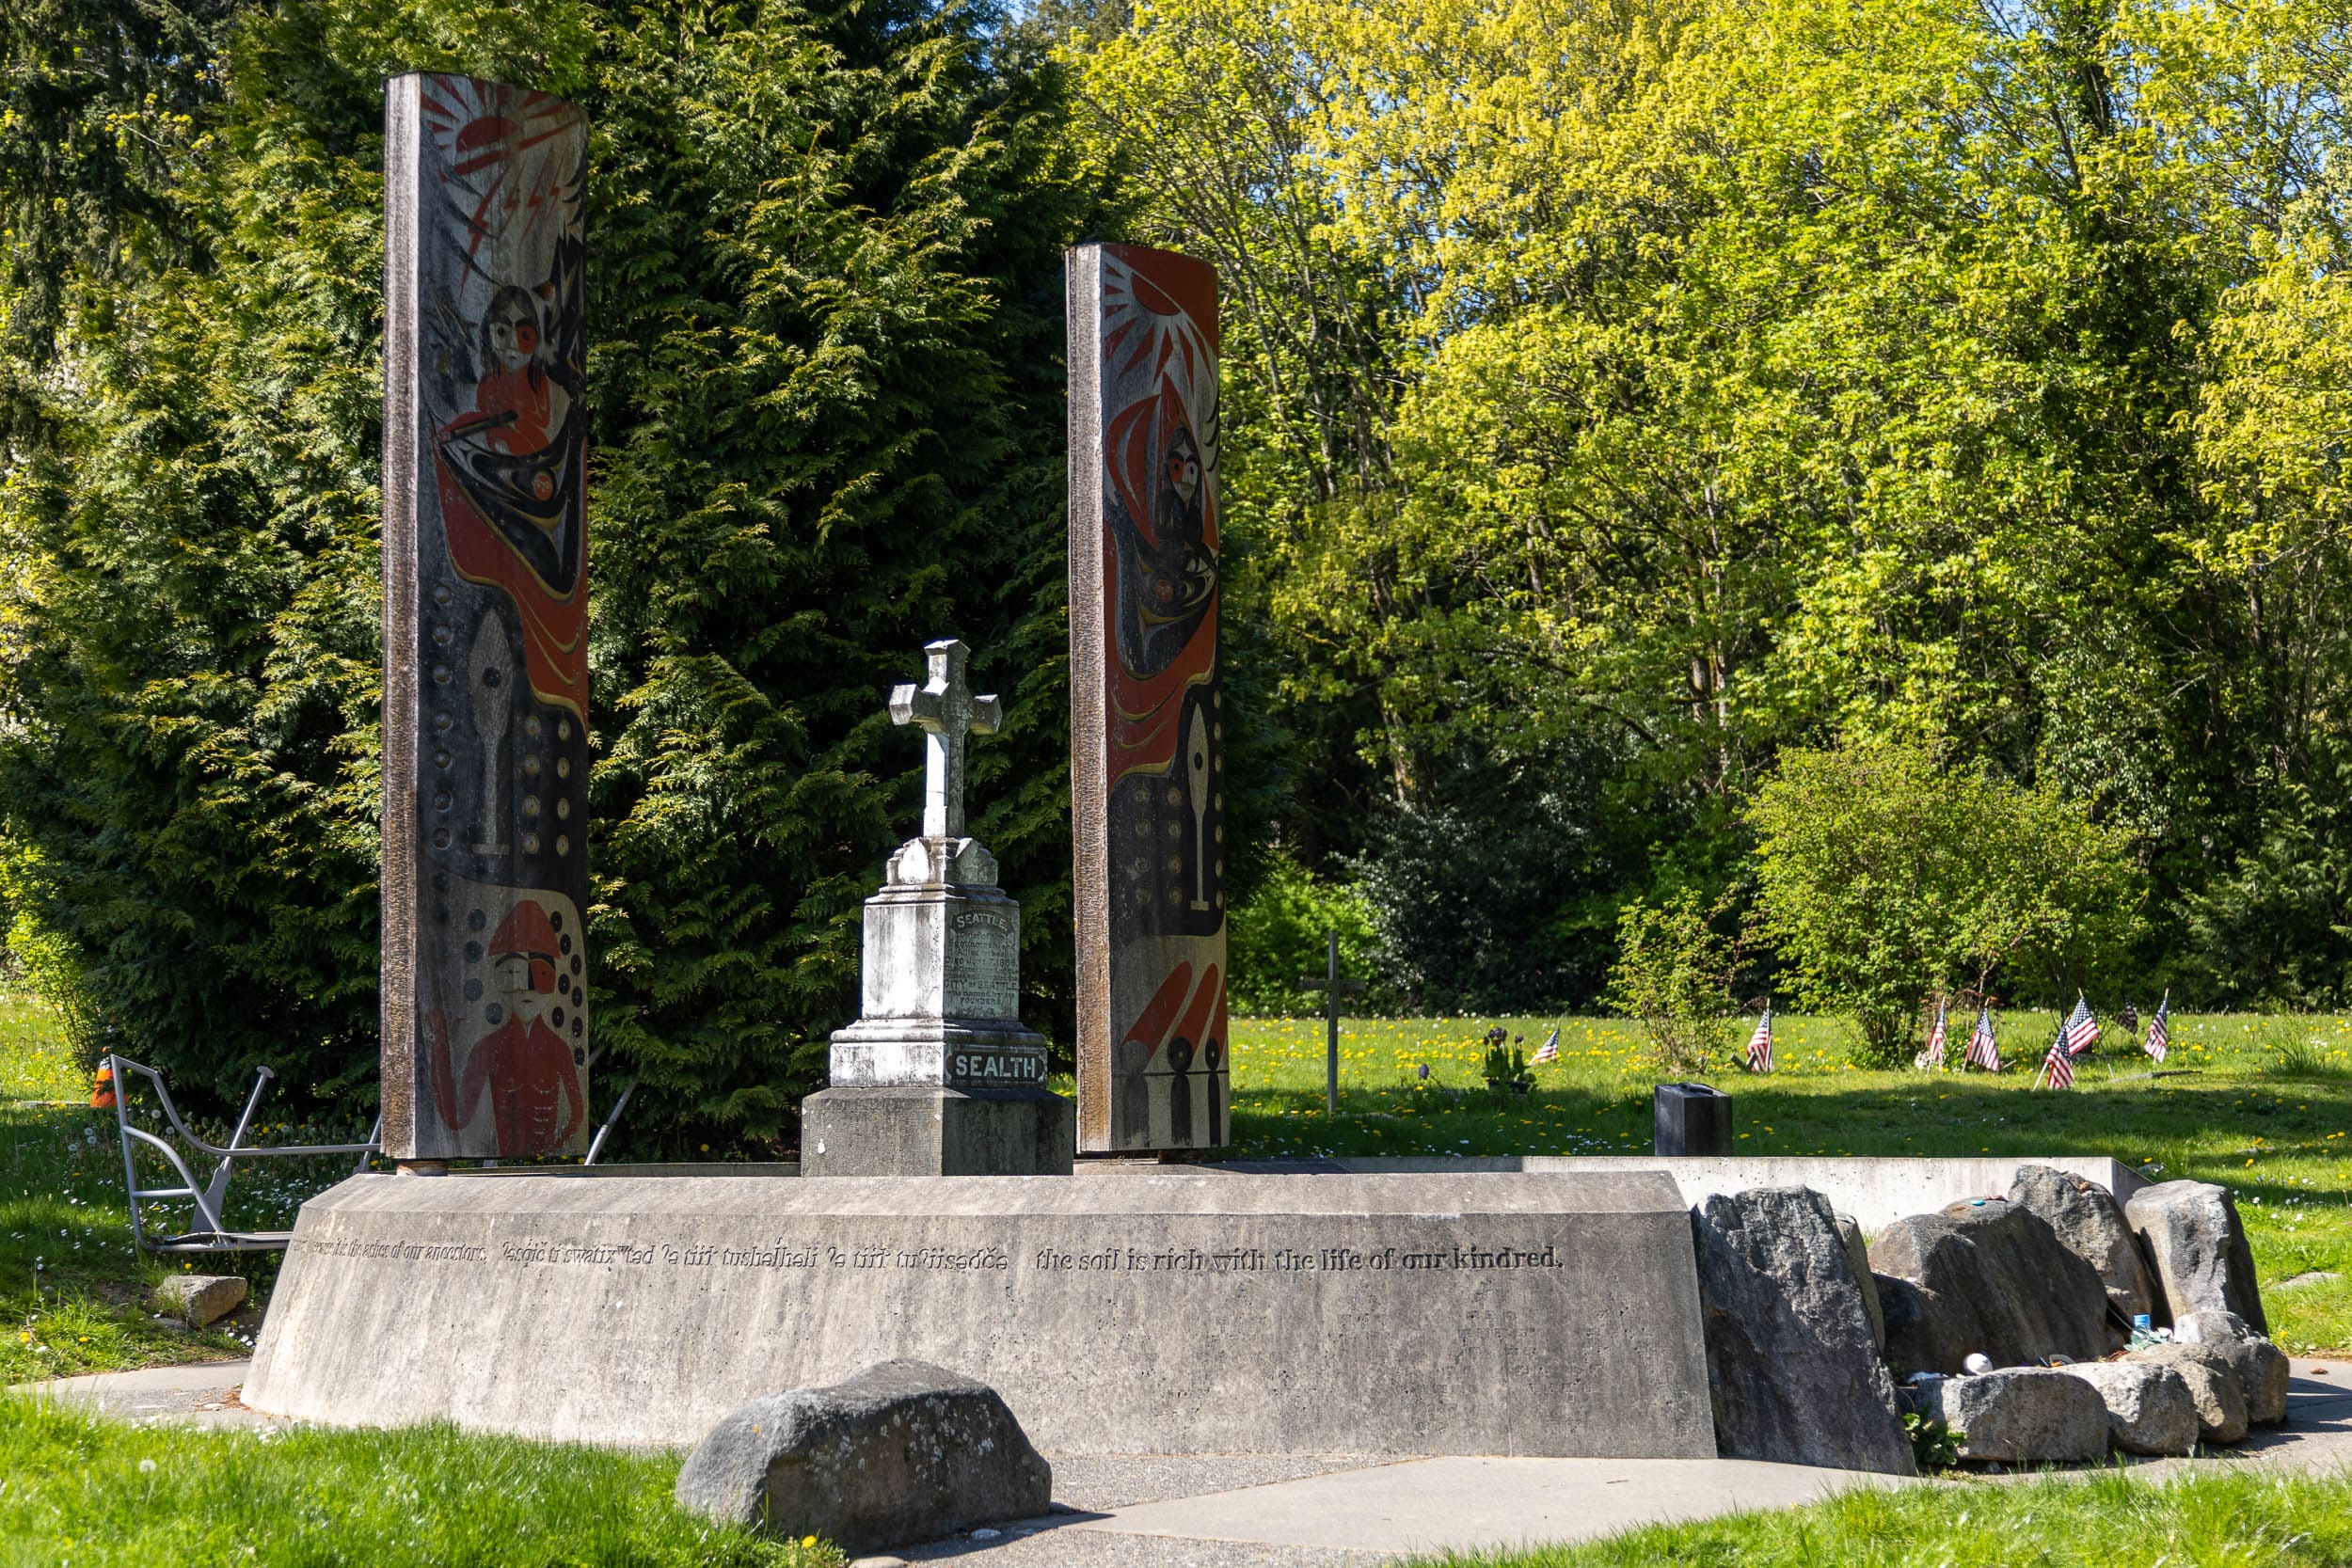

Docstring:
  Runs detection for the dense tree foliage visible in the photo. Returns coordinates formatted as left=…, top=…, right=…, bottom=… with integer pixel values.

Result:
left=1069, top=0, right=2352, bottom=1017
left=13, top=0, right=2352, bottom=1134
left=0, top=0, right=1110, bottom=1144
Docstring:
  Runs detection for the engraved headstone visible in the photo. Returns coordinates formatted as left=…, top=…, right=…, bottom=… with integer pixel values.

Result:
left=381, top=74, right=592, bottom=1162
left=1065, top=243, right=1229, bottom=1153
left=801, top=641, right=1071, bottom=1175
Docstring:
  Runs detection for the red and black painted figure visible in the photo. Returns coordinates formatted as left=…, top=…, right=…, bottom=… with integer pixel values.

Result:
left=425, top=901, right=586, bottom=1156
left=383, top=73, right=592, bottom=1160
left=1068, top=244, right=1229, bottom=1152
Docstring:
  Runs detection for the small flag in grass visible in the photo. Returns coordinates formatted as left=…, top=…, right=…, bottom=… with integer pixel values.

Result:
left=2040, top=1027, right=2078, bottom=1090
left=2060, top=992, right=2100, bottom=1057
left=2144, top=992, right=2169, bottom=1064
left=1916, top=1001, right=1947, bottom=1070
left=1964, top=1005, right=2000, bottom=1072
left=1746, top=1002, right=1773, bottom=1074
left=1532, top=1028, right=1559, bottom=1065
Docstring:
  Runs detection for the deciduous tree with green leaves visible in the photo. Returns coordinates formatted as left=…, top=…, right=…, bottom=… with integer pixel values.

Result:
left=1746, top=738, right=2141, bottom=1063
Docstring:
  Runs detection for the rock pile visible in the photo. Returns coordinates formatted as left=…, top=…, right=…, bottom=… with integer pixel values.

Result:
left=1694, top=1165, right=2289, bottom=1470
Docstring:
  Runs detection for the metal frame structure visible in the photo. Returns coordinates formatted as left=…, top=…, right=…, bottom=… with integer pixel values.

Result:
left=106, top=1053, right=380, bottom=1254
left=108, top=1053, right=641, bottom=1251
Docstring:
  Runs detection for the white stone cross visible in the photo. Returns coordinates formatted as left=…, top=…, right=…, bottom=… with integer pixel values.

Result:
left=891, top=639, right=1000, bottom=840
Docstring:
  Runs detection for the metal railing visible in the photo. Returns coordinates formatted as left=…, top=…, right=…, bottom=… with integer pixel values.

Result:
left=105, top=1053, right=378, bottom=1253
left=107, top=1054, right=641, bottom=1249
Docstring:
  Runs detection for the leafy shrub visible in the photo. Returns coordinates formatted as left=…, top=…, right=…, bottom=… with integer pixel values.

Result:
left=1225, top=854, right=1389, bottom=1014
left=1605, top=891, right=1738, bottom=1076
left=1905, top=1411, right=1962, bottom=1471
left=1747, top=737, right=2141, bottom=1066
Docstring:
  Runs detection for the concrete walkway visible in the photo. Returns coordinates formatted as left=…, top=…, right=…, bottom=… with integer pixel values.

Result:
left=17, top=1358, right=2352, bottom=1565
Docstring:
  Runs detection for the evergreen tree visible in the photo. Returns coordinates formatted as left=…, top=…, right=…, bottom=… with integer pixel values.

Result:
left=0, top=0, right=1112, bottom=1149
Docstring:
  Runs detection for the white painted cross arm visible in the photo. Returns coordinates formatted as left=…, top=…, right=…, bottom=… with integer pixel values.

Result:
left=890, top=638, right=999, bottom=840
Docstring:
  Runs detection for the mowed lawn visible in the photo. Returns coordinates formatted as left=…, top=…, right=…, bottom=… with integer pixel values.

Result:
left=6, top=993, right=2352, bottom=1564
left=1227, top=1010, right=2352, bottom=1354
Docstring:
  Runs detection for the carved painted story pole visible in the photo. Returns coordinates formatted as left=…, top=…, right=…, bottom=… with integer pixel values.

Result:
left=1066, top=245, right=1229, bottom=1152
left=382, top=74, right=592, bottom=1162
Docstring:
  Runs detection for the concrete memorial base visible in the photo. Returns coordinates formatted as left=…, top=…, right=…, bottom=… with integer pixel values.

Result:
left=243, top=1169, right=1713, bottom=1457
left=800, top=1085, right=1074, bottom=1177
left=1210, top=1155, right=2145, bottom=1232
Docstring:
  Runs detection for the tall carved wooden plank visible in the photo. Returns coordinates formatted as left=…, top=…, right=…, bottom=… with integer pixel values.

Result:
left=383, top=75, right=591, bottom=1160
left=1067, top=244, right=1228, bottom=1152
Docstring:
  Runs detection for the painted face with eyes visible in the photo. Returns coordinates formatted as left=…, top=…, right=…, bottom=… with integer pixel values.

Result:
left=1164, top=436, right=1200, bottom=508
left=486, top=304, right=539, bottom=372
left=494, top=954, right=552, bottom=1026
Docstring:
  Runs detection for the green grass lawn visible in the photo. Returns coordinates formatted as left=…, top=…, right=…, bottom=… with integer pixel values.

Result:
left=0, top=992, right=361, bottom=1386
left=1403, top=1465, right=2352, bottom=1566
left=0, top=1394, right=840, bottom=1567
left=2, top=992, right=2348, bottom=1563
left=1228, top=1010, right=2352, bottom=1354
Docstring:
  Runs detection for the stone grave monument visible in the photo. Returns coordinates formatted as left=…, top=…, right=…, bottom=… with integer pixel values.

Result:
left=1066, top=243, right=1231, bottom=1154
left=251, top=152, right=2217, bottom=1480
left=800, top=640, right=1073, bottom=1176
left=380, top=72, right=593, bottom=1166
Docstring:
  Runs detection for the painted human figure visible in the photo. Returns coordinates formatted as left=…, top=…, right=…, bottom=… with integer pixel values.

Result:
left=428, top=899, right=584, bottom=1154
left=471, top=284, right=554, bottom=460
left=1155, top=425, right=1203, bottom=542
left=1121, top=421, right=1215, bottom=671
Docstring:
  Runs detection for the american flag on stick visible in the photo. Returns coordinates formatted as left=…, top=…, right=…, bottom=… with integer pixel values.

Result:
left=2060, top=993, right=2099, bottom=1057
left=1745, top=1002, right=1773, bottom=1074
left=1532, top=1027, right=1560, bottom=1065
left=1916, top=1001, right=1947, bottom=1069
left=2038, top=1027, right=2078, bottom=1089
left=1963, top=1005, right=2000, bottom=1071
left=2144, top=992, right=2169, bottom=1064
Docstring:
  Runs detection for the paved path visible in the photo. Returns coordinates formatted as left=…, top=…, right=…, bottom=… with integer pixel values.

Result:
left=17, top=1358, right=2352, bottom=1565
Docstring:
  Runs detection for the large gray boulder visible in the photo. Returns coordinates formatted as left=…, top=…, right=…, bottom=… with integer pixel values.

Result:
left=2124, top=1343, right=2249, bottom=1443
left=675, top=1361, right=1050, bottom=1552
left=1834, top=1212, right=1886, bottom=1353
left=1937, top=1369, right=2109, bottom=1465
left=2170, top=1311, right=2290, bottom=1425
left=2124, top=1180, right=2266, bottom=1332
left=2060, top=1361, right=2198, bottom=1455
left=1866, top=1201, right=2110, bottom=1373
left=2008, top=1164, right=2153, bottom=1328
left=1689, top=1188, right=1915, bottom=1475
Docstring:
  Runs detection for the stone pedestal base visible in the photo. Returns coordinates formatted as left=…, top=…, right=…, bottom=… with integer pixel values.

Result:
left=241, top=1168, right=1712, bottom=1456
left=801, top=1085, right=1073, bottom=1177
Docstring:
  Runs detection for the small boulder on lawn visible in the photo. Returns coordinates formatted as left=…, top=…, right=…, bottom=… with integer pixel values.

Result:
left=2007, top=1164, right=2155, bottom=1328
left=2060, top=1361, right=2198, bottom=1455
left=1867, top=1202, right=2109, bottom=1373
left=2124, top=1180, right=2267, bottom=1332
left=1689, top=1187, right=1915, bottom=1475
left=675, top=1360, right=1050, bottom=1554
left=153, top=1275, right=246, bottom=1328
left=2124, top=1343, right=2249, bottom=1444
left=2169, top=1310, right=2290, bottom=1425
left=1937, top=1369, right=2109, bottom=1466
